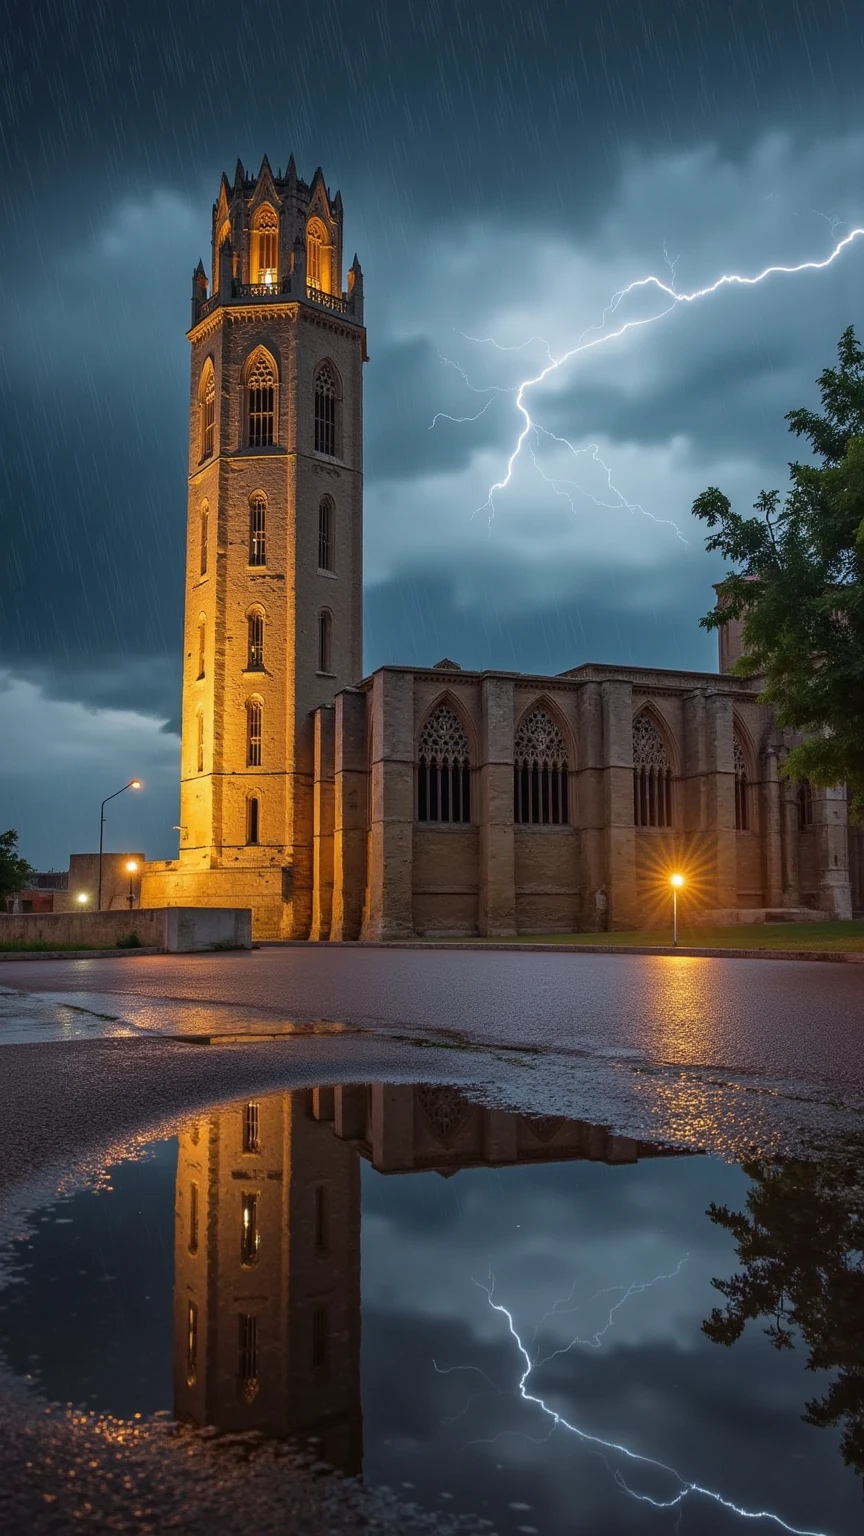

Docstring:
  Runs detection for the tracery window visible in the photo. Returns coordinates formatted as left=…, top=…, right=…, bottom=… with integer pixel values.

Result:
left=318, top=497, right=334, bottom=571
left=417, top=705, right=471, bottom=824
left=246, top=796, right=260, bottom=846
left=417, top=1083, right=471, bottom=1144
left=200, top=367, right=215, bottom=460
left=317, top=610, right=333, bottom=674
left=237, top=1314, right=259, bottom=1402
left=246, top=354, right=276, bottom=447
left=513, top=708, right=569, bottom=825
left=798, top=780, right=813, bottom=830
left=633, top=712, right=673, bottom=828
left=252, top=205, right=279, bottom=285
left=733, top=734, right=749, bottom=832
left=248, top=494, right=267, bottom=566
left=199, top=502, right=209, bottom=576
left=247, top=610, right=264, bottom=669
left=314, top=362, right=338, bottom=456
left=246, top=699, right=262, bottom=767
left=306, top=218, right=329, bottom=292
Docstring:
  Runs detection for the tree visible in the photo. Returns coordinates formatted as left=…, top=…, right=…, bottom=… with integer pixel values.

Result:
left=0, top=829, right=37, bottom=905
left=703, top=1140, right=864, bottom=1482
left=692, top=326, right=864, bottom=817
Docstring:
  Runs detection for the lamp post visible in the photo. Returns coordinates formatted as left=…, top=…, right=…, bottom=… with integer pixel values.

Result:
left=77, top=892, right=88, bottom=907
left=670, top=872, right=685, bottom=946
left=98, top=780, right=142, bottom=911
left=125, top=859, right=139, bottom=910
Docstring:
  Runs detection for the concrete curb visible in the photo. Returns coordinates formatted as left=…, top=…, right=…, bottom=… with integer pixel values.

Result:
left=0, top=948, right=164, bottom=962
left=259, top=939, right=864, bottom=964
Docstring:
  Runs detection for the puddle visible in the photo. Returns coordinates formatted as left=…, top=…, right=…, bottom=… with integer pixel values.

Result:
left=0, top=1084, right=858, bottom=1534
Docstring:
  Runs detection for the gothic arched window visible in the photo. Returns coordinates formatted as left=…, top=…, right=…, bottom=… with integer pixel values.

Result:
left=248, top=493, right=267, bottom=566
left=513, top=708, right=569, bottom=825
left=797, top=780, right=813, bottom=830
left=317, top=610, right=333, bottom=674
left=318, top=497, right=334, bottom=571
left=733, top=733, right=749, bottom=832
left=196, top=710, right=204, bottom=774
left=314, top=362, right=338, bottom=457
left=417, top=705, right=471, bottom=824
left=251, top=205, right=279, bottom=286
left=247, top=609, right=264, bottom=670
left=246, top=699, right=263, bottom=768
left=306, top=218, right=329, bottom=293
left=633, top=712, right=673, bottom=828
left=246, top=353, right=276, bottom=447
left=246, top=796, right=260, bottom=846
left=196, top=614, right=206, bottom=680
left=199, top=501, right=209, bottom=577
left=199, top=365, right=215, bottom=461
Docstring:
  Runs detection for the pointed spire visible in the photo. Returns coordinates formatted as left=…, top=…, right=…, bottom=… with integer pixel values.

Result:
left=350, top=252, right=361, bottom=272
left=258, top=152, right=273, bottom=180
left=286, top=152, right=297, bottom=183
left=194, top=258, right=206, bottom=277
left=333, top=189, right=343, bottom=214
left=233, top=157, right=245, bottom=189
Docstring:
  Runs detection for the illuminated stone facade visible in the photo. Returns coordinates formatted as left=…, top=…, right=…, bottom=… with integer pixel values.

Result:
left=142, top=156, right=857, bottom=938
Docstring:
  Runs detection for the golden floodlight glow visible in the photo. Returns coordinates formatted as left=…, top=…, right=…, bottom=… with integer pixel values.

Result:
left=670, top=872, right=685, bottom=888
left=126, top=860, right=138, bottom=874
left=129, top=779, right=142, bottom=790
left=77, top=892, right=88, bottom=905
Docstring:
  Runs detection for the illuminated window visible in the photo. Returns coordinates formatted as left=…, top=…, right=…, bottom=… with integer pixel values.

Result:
left=246, top=354, right=276, bottom=447
left=314, top=1184, right=329, bottom=1253
left=200, top=367, right=215, bottom=460
left=733, top=733, right=749, bottom=832
left=318, top=497, right=334, bottom=571
left=306, top=218, right=329, bottom=292
left=240, top=1192, right=259, bottom=1266
left=197, top=615, right=206, bottom=679
left=237, top=1313, right=258, bottom=1401
left=199, top=502, right=209, bottom=576
left=798, top=780, right=813, bottom=830
left=417, top=705, right=471, bottom=824
left=247, top=610, right=264, bottom=669
left=246, top=796, right=260, bottom=846
left=314, top=362, right=338, bottom=456
left=248, top=494, right=267, bottom=566
left=317, top=610, right=332, bottom=674
left=252, top=205, right=279, bottom=285
left=186, top=1301, right=198, bottom=1385
left=312, top=1304, right=329, bottom=1369
left=196, top=711, right=204, bottom=774
left=633, top=713, right=673, bottom=828
left=513, top=709, right=568, bottom=826
left=243, top=1101, right=260, bottom=1153
left=189, top=1182, right=199, bottom=1254
left=246, top=700, right=262, bottom=768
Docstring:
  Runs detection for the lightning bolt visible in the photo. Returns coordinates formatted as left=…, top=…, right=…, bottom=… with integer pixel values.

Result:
left=430, top=225, right=864, bottom=539
left=531, top=1254, right=690, bottom=1360
left=481, top=1277, right=830, bottom=1535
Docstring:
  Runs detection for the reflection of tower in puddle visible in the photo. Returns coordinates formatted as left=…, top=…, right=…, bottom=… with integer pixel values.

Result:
left=173, top=1087, right=361, bottom=1474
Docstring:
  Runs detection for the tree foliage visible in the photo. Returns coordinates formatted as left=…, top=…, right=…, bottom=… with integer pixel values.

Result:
left=703, top=1140, right=864, bottom=1479
left=692, top=326, right=864, bottom=817
left=0, top=829, right=36, bottom=904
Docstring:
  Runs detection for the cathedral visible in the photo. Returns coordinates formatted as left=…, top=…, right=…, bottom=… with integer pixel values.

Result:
left=140, top=157, right=861, bottom=939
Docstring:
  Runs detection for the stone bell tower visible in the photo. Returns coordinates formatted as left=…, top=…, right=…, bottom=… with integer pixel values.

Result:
left=156, top=156, right=366, bottom=939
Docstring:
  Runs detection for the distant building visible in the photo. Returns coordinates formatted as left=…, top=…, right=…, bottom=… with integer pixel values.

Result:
left=5, top=870, right=67, bottom=914
left=7, top=854, right=145, bottom=914
left=140, top=155, right=862, bottom=939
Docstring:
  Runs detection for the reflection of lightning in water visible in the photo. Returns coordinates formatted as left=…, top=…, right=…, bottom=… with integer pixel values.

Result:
left=532, top=1254, right=690, bottom=1359
left=479, top=1276, right=830, bottom=1535
left=430, top=226, right=864, bottom=539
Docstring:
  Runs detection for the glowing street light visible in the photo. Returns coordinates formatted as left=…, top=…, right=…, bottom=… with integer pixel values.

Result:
left=125, top=859, right=139, bottom=911
left=77, top=892, right=88, bottom=906
left=669, top=872, right=685, bottom=946
left=98, top=780, right=142, bottom=911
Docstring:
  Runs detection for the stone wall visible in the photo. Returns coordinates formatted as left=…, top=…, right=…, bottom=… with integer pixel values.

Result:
left=0, top=907, right=251, bottom=952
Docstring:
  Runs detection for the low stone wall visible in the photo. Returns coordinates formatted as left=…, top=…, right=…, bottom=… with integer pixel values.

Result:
left=0, top=908, right=252, bottom=953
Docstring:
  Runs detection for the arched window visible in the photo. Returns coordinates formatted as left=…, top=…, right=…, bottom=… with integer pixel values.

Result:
left=633, top=713, right=673, bottom=828
left=306, top=218, right=329, bottom=293
left=733, top=733, right=749, bottom=832
left=797, top=780, right=813, bottom=830
left=318, top=497, right=334, bottom=571
left=199, top=366, right=215, bottom=461
left=318, top=610, right=333, bottom=674
left=513, top=708, right=569, bottom=825
left=248, top=493, right=267, bottom=566
left=196, top=710, right=204, bottom=774
left=246, top=796, right=260, bottom=846
left=314, top=362, right=338, bottom=457
left=246, top=699, right=262, bottom=767
left=197, top=615, right=206, bottom=680
left=246, top=353, right=276, bottom=447
left=251, top=205, right=279, bottom=286
left=247, top=610, right=264, bottom=669
left=417, top=705, right=471, bottom=824
left=199, top=501, right=209, bottom=576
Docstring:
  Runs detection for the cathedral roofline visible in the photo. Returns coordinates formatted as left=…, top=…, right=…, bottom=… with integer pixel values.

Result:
left=347, top=661, right=761, bottom=695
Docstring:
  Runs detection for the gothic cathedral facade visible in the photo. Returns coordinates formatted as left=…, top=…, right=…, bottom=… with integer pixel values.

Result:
left=142, top=157, right=860, bottom=938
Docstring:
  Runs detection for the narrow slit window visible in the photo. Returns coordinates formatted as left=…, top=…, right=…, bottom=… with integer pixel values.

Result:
left=238, top=1313, right=259, bottom=1401
left=314, top=363, right=337, bottom=456
left=200, top=370, right=215, bottom=460
left=197, top=617, right=206, bottom=679
left=243, top=1101, right=260, bottom=1154
left=248, top=495, right=266, bottom=566
left=798, top=780, right=813, bottom=830
left=246, top=700, right=262, bottom=768
left=312, top=1304, right=329, bottom=1369
left=318, top=498, right=334, bottom=571
left=318, top=611, right=332, bottom=674
left=246, top=796, right=260, bottom=846
left=247, top=611, right=264, bottom=669
left=240, top=1192, right=260, bottom=1266
left=196, top=712, right=204, bottom=774
left=186, top=1301, right=198, bottom=1385
left=199, top=503, right=209, bottom=576
left=733, top=735, right=749, bottom=832
left=189, top=1182, right=199, bottom=1254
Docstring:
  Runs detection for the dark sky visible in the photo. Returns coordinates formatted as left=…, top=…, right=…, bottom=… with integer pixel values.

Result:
left=2, top=0, right=864, bottom=864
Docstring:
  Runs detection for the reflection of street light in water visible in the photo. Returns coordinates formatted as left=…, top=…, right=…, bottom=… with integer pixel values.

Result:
left=125, top=860, right=139, bottom=911
left=669, top=872, right=685, bottom=946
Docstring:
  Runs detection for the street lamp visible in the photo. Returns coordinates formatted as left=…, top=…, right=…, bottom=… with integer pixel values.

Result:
left=97, top=780, right=142, bottom=911
left=125, top=859, right=139, bottom=911
left=670, top=872, right=685, bottom=946
left=77, top=892, right=88, bottom=906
